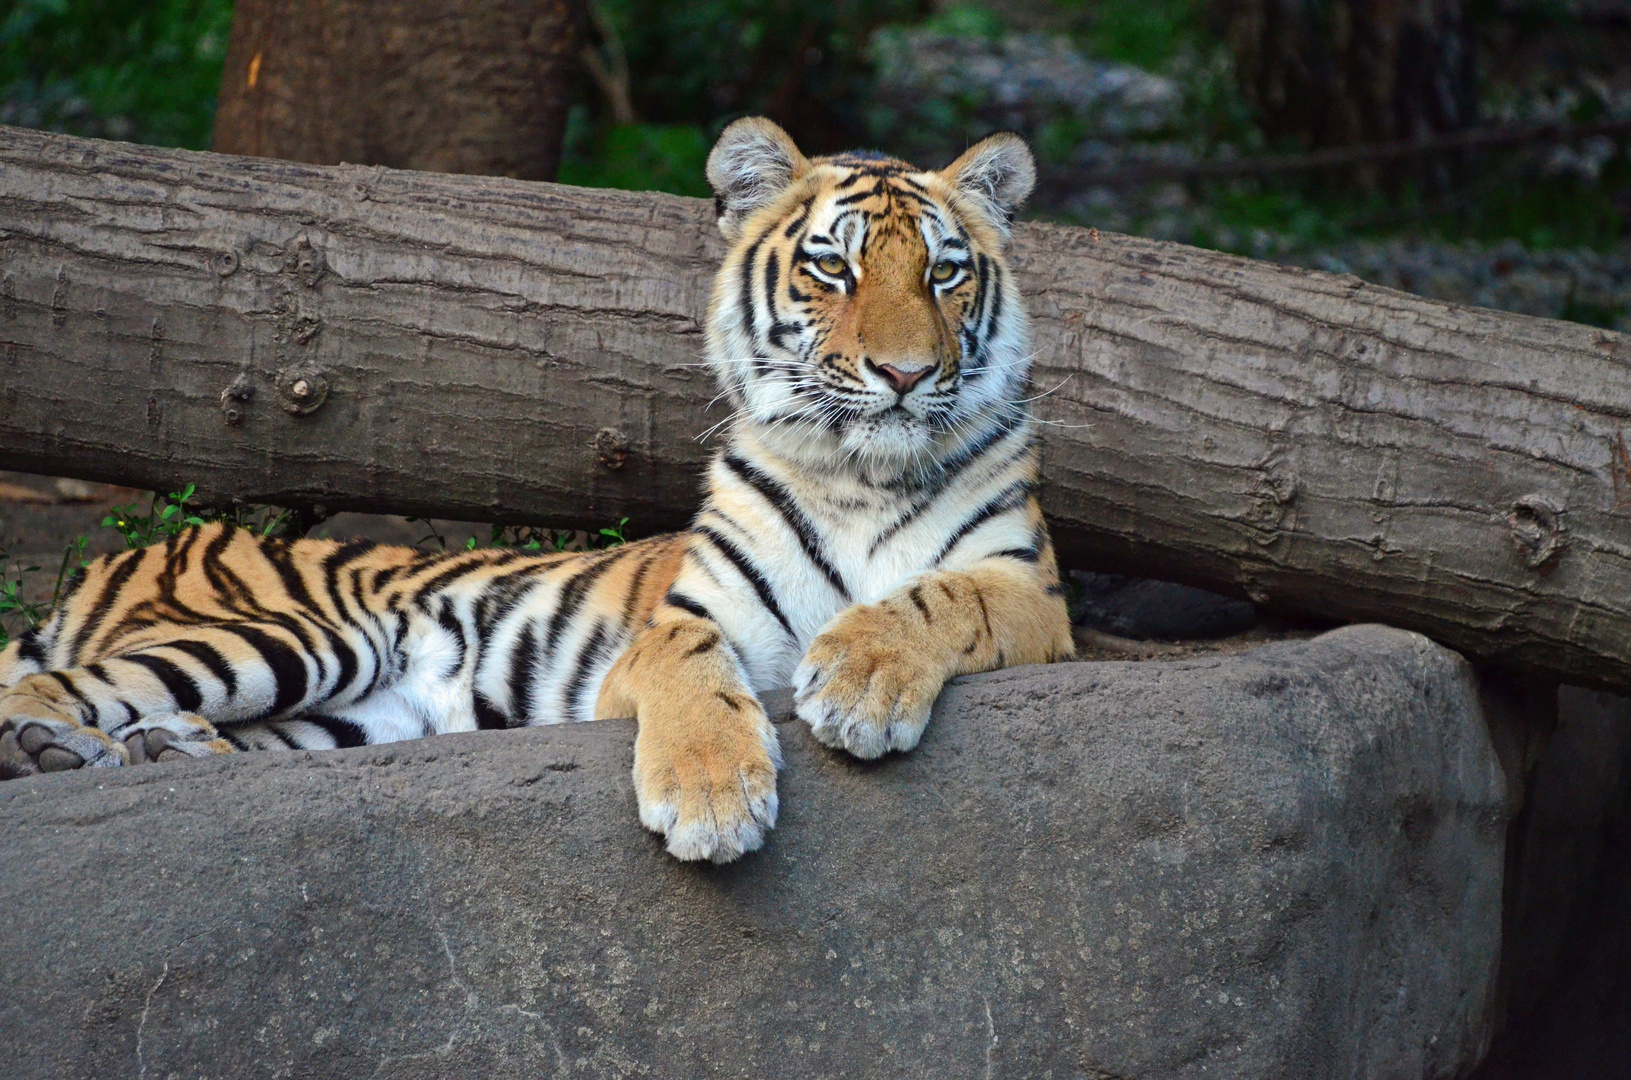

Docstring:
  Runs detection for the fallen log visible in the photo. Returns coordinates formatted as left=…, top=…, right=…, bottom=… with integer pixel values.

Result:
left=0, top=126, right=1628, bottom=690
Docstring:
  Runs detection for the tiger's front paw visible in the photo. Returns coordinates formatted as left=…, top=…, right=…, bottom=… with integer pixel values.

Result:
left=633, top=697, right=782, bottom=864
left=794, top=606, right=945, bottom=760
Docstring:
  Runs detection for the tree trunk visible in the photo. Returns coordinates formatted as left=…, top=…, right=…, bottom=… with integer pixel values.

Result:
left=212, top=0, right=584, bottom=180
left=1215, top=0, right=1478, bottom=150
left=2, top=127, right=1630, bottom=693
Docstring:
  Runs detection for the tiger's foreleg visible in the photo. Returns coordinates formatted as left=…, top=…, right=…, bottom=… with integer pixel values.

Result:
left=594, top=612, right=781, bottom=863
left=793, top=557, right=1074, bottom=759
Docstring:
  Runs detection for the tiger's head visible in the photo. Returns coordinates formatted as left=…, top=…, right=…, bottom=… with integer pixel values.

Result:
left=704, top=117, right=1035, bottom=479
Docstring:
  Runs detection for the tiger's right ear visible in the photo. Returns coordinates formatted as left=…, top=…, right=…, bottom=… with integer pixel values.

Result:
left=706, top=118, right=809, bottom=240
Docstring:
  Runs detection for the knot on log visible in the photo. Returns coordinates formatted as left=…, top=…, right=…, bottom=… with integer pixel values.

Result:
left=596, top=427, right=630, bottom=470
left=1508, top=495, right=1567, bottom=571
left=284, top=235, right=327, bottom=288
left=220, top=373, right=255, bottom=427
left=276, top=364, right=329, bottom=416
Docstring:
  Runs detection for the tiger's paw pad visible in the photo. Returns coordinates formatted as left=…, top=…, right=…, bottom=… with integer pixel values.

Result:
left=794, top=633, right=940, bottom=760
left=121, top=714, right=234, bottom=765
left=0, top=716, right=128, bottom=779
left=634, top=717, right=781, bottom=864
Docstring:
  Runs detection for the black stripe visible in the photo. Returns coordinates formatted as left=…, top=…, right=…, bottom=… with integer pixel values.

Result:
left=980, top=257, right=1003, bottom=340
left=435, top=599, right=467, bottom=673
left=218, top=623, right=309, bottom=719
left=263, top=723, right=301, bottom=749
left=157, top=639, right=240, bottom=697
left=562, top=621, right=611, bottom=722
left=507, top=623, right=540, bottom=725
left=695, top=526, right=793, bottom=639
left=154, top=527, right=202, bottom=603
left=740, top=225, right=771, bottom=355
left=122, top=653, right=205, bottom=713
left=543, top=548, right=629, bottom=655
left=16, top=629, right=46, bottom=664
left=67, top=547, right=147, bottom=663
left=474, top=691, right=507, bottom=730
left=664, top=591, right=716, bottom=623
left=783, top=195, right=814, bottom=237
left=619, top=551, right=657, bottom=626
left=411, top=550, right=523, bottom=599
left=932, top=482, right=1032, bottom=566
left=871, top=417, right=1024, bottom=551
left=989, top=546, right=1041, bottom=563
left=302, top=714, right=368, bottom=749
left=722, top=455, right=850, bottom=601
left=909, top=585, right=932, bottom=621
left=47, top=670, right=93, bottom=710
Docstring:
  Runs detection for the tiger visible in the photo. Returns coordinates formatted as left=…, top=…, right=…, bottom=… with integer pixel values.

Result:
left=0, top=117, right=1073, bottom=863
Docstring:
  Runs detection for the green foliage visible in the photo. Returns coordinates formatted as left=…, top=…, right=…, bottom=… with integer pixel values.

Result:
left=103, top=484, right=295, bottom=550
left=0, top=546, right=47, bottom=650
left=102, top=483, right=207, bottom=549
left=0, top=534, right=88, bottom=650
left=421, top=517, right=632, bottom=554
left=559, top=118, right=712, bottom=197
left=0, top=0, right=233, bottom=148
left=592, top=0, right=926, bottom=154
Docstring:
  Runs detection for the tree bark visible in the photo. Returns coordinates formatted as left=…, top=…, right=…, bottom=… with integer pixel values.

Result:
left=1215, top=0, right=1478, bottom=150
left=212, top=0, right=583, bottom=180
left=2, top=127, right=1629, bottom=692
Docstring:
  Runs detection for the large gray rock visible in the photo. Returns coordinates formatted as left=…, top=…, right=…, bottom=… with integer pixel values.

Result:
left=0, top=625, right=1506, bottom=1079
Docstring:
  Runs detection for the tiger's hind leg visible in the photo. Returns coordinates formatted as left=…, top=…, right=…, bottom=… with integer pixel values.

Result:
left=0, top=670, right=134, bottom=777
left=0, top=616, right=356, bottom=779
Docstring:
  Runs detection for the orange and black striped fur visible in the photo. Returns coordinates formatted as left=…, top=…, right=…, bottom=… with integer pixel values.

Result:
left=0, top=119, right=1073, bottom=862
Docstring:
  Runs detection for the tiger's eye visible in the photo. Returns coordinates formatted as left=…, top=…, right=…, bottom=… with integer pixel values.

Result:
left=930, top=260, right=958, bottom=283
left=815, top=253, right=847, bottom=276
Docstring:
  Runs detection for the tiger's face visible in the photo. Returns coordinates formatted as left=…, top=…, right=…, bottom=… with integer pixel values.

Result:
left=705, top=119, right=1035, bottom=478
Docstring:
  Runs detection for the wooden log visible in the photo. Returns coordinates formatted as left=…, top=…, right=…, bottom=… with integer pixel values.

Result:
left=1, top=126, right=1628, bottom=691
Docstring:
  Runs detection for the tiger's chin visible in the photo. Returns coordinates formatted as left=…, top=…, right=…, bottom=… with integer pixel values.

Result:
left=838, top=411, right=940, bottom=473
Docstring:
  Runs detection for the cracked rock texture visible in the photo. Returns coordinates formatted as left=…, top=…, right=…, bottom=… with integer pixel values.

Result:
left=0, top=625, right=1505, bottom=1079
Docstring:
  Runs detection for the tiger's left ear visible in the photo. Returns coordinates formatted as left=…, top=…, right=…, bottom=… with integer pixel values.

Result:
left=941, top=133, right=1036, bottom=243
left=707, top=117, right=810, bottom=240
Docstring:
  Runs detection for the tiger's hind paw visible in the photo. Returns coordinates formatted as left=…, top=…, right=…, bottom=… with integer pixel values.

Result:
left=0, top=715, right=128, bottom=779
left=120, top=713, right=234, bottom=765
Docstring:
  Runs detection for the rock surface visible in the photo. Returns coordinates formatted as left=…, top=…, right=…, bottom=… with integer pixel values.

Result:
left=0, top=625, right=1506, bottom=1080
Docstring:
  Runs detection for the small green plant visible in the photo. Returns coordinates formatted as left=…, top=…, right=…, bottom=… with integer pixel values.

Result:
left=598, top=517, right=630, bottom=547
left=0, top=546, right=47, bottom=650
left=0, top=533, right=89, bottom=649
left=102, top=483, right=209, bottom=549
left=456, top=518, right=632, bottom=553
left=102, top=484, right=296, bottom=550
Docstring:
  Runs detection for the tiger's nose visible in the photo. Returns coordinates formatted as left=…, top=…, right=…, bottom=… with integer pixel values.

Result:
left=871, top=362, right=933, bottom=395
